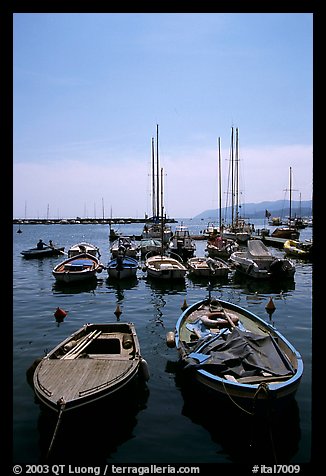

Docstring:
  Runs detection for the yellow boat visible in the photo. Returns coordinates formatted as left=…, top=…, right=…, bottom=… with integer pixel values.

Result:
left=284, top=239, right=312, bottom=259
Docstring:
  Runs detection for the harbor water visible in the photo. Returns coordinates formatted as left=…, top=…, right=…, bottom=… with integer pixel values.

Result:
left=12, top=219, right=312, bottom=466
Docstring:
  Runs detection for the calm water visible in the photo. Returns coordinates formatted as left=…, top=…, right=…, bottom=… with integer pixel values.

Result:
left=12, top=219, right=312, bottom=466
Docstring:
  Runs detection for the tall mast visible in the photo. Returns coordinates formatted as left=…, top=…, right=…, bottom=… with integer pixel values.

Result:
left=218, top=137, right=222, bottom=233
left=230, top=127, right=234, bottom=226
left=289, top=166, right=292, bottom=221
left=151, top=137, right=156, bottom=219
left=235, top=128, right=239, bottom=225
left=160, top=167, right=164, bottom=256
left=156, top=124, right=160, bottom=221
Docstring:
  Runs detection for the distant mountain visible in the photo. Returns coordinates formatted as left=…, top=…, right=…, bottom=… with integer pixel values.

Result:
left=193, top=200, right=313, bottom=220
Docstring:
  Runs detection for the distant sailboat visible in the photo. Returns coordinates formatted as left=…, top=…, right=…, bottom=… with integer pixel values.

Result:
left=271, top=167, right=300, bottom=239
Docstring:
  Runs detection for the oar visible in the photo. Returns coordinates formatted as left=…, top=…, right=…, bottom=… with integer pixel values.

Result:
left=44, top=244, right=67, bottom=255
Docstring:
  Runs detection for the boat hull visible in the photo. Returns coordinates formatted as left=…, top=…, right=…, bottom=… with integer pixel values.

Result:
left=107, top=257, right=138, bottom=279
left=52, top=253, right=102, bottom=283
left=21, top=247, right=65, bottom=259
left=145, top=255, right=187, bottom=280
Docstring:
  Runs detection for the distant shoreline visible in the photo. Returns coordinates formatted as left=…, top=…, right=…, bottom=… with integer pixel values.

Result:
left=12, top=217, right=178, bottom=225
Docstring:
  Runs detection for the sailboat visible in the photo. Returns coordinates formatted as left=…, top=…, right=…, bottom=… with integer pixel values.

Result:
left=222, top=127, right=252, bottom=244
left=271, top=167, right=300, bottom=240
left=206, top=136, right=239, bottom=260
left=142, top=125, right=173, bottom=244
left=144, top=167, right=187, bottom=280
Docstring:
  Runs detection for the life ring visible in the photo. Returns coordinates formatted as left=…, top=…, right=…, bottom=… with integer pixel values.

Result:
left=200, top=311, right=239, bottom=328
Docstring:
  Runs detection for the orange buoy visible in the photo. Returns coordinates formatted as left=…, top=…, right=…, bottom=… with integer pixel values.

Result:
left=54, top=307, right=67, bottom=319
left=181, top=299, right=188, bottom=311
left=114, top=304, right=122, bottom=318
left=265, top=297, right=276, bottom=315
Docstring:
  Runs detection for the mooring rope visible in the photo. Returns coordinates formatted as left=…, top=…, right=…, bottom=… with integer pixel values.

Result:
left=46, top=397, right=66, bottom=460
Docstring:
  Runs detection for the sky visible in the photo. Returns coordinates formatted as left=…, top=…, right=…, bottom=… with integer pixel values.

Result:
left=13, top=13, right=313, bottom=219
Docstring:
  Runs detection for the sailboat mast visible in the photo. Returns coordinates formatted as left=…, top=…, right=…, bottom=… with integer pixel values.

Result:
left=235, top=128, right=239, bottom=225
left=289, top=166, right=292, bottom=221
left=230, top=127, right=234, bottom=226
left=151, top=137, right=156, bottom=219
left=218, top=137, right=222, bottom=233
left=160, top=167, right=164, bottom=255
left=156, top=124, right=160, bottom=221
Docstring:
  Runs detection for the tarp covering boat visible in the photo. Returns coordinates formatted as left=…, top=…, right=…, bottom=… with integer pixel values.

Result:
left=185, top=327, right=293, bottom=379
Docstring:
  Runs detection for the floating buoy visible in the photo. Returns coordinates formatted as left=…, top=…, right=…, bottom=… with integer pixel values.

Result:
left=265, top=297, right=276, bottom=315
left=166, top=331, right=176, bottom=348
left=114, top=304, right=122, bottom=319
left=181, top=299, right=188, bottom=311
left=54, top=307, right=67, bottom=320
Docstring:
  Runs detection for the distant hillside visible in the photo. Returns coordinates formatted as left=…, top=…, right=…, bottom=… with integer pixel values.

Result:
left=193, top=199, right=313, bottom=220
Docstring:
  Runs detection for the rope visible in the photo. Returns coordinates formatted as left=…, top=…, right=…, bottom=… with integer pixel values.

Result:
left=45, top=397, right=66, bottom=460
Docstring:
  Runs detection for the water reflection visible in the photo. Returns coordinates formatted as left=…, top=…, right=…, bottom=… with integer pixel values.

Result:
left=36, top=380, right=149, bottom=463
left=105, top=276, right=139, bottom=303
left=173, top=368, right=301, bottom=464
left=232, top=272, right=296, bottom=294
left=52, top=279, right=98, bottom=294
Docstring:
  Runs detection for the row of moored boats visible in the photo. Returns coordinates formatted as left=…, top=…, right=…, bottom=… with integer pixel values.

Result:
left=21, top=224, right=308, bottom=427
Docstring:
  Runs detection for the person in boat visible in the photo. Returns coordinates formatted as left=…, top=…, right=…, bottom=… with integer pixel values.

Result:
left=49, top=240, right=54, bottom=248
left=37, top=239, right=45, bottom=250
left=116, top=245, right=126, bottom=270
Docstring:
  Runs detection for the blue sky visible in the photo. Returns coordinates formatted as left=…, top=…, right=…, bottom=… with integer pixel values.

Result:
left=13, top=13, right=313, bottom=219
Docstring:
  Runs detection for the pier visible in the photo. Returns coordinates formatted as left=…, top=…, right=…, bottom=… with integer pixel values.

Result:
left=13, top=217, right=178, bottom=226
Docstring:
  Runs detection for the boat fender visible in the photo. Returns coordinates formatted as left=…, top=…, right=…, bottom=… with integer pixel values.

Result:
left=139, top=357, right=150, bottom=381
left=63, top=340, right=78, bottom=352
left=96, top=265, right=103, bottom=273
left=200, top=312, right=239, bottom=328
left=166, top=331, right=176, bottom=348
left=122, top=334, right=133, bottom=349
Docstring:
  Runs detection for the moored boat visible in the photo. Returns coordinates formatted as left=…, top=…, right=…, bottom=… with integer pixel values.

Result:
left=140, top=238, right=162, bottom=257
left=107, top=255, right=139, bottom=280
left=167, top=295, right=303, bottom=405
left=31, top=322, right=149, bottom=413
left=168, top=225, right=196, bottom=261
left=187, top=256, right=230, bottom=278
left=110, top=236, right=139, bottom=258
left=144, top=254, right=187, bottom=280
left=284, top=239, right=312, bottom=260
left=68, top=242, right=101, bottom=258
left=52, top=252, right=104, bottom=283
left=229, top=239, right=295, bottom=279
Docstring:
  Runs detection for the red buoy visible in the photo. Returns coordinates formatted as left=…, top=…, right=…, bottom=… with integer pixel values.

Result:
left=54, top=307, right=67, bottom=319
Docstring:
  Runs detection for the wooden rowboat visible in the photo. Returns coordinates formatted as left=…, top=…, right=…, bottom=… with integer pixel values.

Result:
left=167, top=295, right=303, bottom=405
left=187, top=256, right=230, bottom=278
left=52, top=252, right=104, bottom=283
left=32, top=322, right=149, bottom=413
